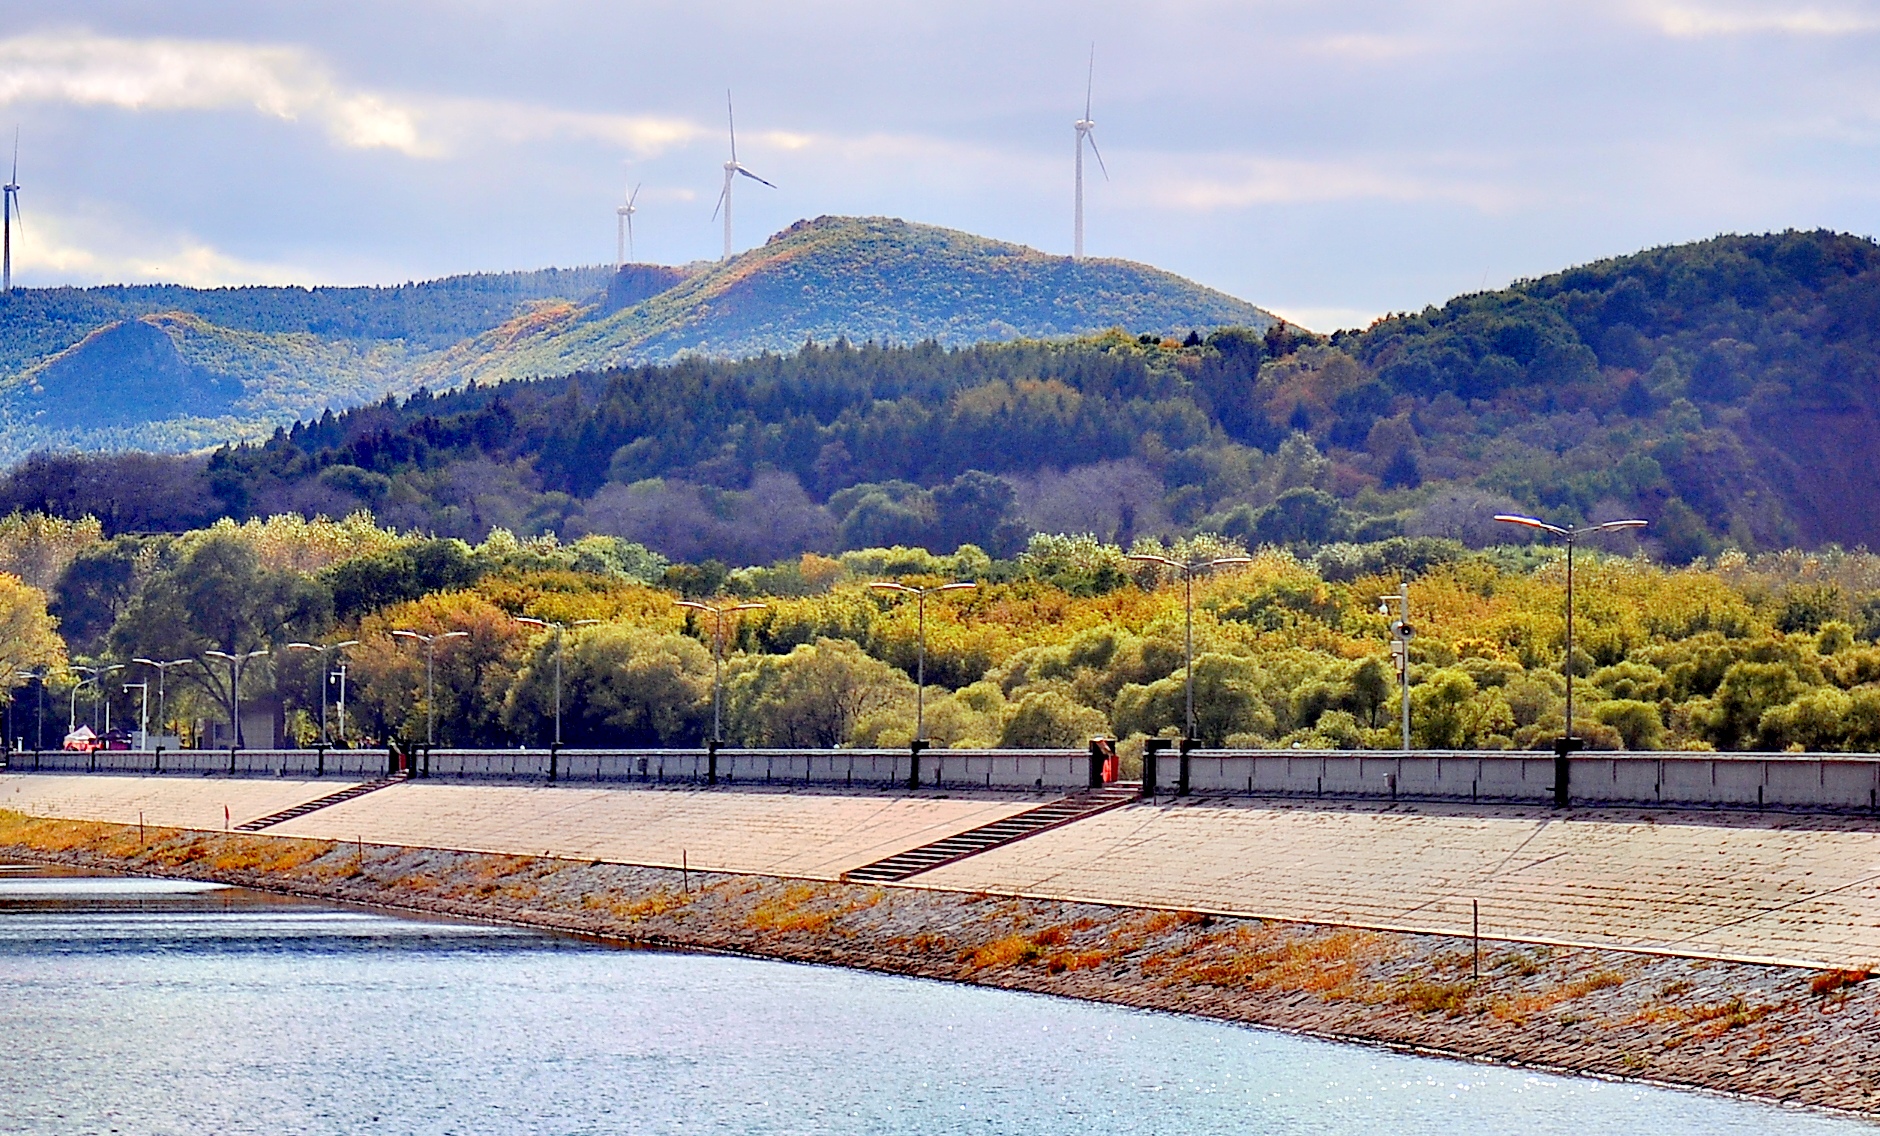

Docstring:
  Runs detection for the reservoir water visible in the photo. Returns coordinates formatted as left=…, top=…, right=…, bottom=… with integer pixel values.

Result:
left=0, top=863, right=1864, bottom=1135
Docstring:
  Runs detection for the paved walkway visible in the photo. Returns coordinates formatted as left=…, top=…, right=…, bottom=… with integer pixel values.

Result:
left=915, top=797, right=1880, bottom=969
left=266, top=782, right=1040, bottom=879
left=0, top=773, right=342, bottom=833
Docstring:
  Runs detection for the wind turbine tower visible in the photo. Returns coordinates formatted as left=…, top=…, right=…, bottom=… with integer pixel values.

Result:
left=1073, top=47, right=1107, bottom=262
left=3, top=130, right=19, bottom=293
left=712, top=92, right=776, bottom=261
left=616, top=182, right=641, bottom=269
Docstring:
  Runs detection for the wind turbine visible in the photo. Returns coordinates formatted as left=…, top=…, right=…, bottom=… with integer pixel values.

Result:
left=1072, top=46, right=1107, bottom=262
left=616, top=182, right=641, bottom=269
left=711, top=91, right=776, bottom=261
left=3, top=129, right=19, bottom=293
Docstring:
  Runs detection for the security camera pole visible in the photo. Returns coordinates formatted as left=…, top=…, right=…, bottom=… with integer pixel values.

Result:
left=1378, top=579, right=1412, bottom=750
left=1493, top=514, right=1648, bottom=806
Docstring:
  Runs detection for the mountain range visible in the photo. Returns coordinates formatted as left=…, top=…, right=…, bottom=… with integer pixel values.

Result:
left=0, top=216, right=1275, bottom=459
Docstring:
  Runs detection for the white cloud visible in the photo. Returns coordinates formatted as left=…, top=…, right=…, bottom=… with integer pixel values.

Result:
left=0, top=30, right=711, bottom=160
left=1636, top=1, right=1880, bottom=36
left=1266, top=306, right=1387, bottom=334
left=1124, top=154, right=1525, bottom=213
left=10, top=208, right=310, bottom=287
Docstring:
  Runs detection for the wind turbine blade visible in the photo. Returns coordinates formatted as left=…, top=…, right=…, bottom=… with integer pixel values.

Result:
left=736, top=166, right=777, bottom=189
left=711, top=181, right=727, bottom=221
left=1086, top=133, right=1109, bottom=180
left=628, top=182, right=642, bottom=207
left=726, top=90, right=738, bottom=162
left=1085, top=43, right=1095, bottom=120
left=9, top=127, right=15, bottom=185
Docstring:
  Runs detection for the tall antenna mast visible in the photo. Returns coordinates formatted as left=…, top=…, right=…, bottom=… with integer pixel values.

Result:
left=711, top=91, right=775, bottom=262
left=1072, top=46, right=1106, bottom=261
left=2, top=129, right=19, bottom=293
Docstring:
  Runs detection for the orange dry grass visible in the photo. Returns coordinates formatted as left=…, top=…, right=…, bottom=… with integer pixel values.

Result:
left=1158, top=926, right=1391, bottom=1000
left=206, top=837, right=330, bottom=875
left=1489, top=970, right=1625, bottom=1024
left=748, top=884, right=859, bottom=935
left=964, top=933, right=1046, bottom=970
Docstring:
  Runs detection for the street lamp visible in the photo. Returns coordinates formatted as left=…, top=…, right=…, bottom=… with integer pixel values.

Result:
left=866, top=581, right=977, bottom=744
left=133, top=658, right=195, bottom=747
left=203, top=650, right=268, bottom=749
left=1124, top=554, right=1251, bottom=742
left=513, top=618, right=601, bottom=746
left=286, top=641, right=360, bottom=745
left=1377, top=579, right=1412, bottom=751
left=1494, top=514, right=1647, bottom=805
left=674, top=600, right=768, bottom=746
left=122, top=682, right=149, bottom=751
left=67, top=664, right=123, bottom=734
left=13, top=670, right=45, bottom=752
left=390, top=630, right=469, bottom=747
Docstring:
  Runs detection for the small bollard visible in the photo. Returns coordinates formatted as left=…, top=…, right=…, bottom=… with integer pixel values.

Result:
left=1141, top=739, right=1173, bottom=798
left=1472, top=899, right=1480, bottom=982
left=908, top=739, right=928, bottom=791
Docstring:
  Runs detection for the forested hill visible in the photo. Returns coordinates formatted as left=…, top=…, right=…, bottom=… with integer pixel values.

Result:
left=0, top=217, right=1271, bottom=458
left=424, top=215, right=1277, bottom=386
left=6, top=228, right=1879, bottom=569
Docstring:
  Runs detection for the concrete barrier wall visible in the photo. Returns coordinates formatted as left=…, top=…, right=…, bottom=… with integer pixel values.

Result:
left=1159, top=749, right=1880, bottom=811
left=10, top=745, right=1880, bottom=812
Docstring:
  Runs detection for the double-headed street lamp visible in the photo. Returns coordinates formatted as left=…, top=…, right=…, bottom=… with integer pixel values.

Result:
left=1124, top=554, right=1251, bottom=742
left=133, top=658, right=195, bottom=746
left=1494, top=514, right=1647, bottom=805
left=286, top=640, right=360, bottom=745
left=390, top=630, right=468, bottom=747
left=204, top=649, right=268, bottom=748
left=867, top=581, right=977, bottom=744
left=513, top=617, right=601, bottom=746
left=68, top=664, right=123, bottom=734
left=674, top=601, right=768, bottom=746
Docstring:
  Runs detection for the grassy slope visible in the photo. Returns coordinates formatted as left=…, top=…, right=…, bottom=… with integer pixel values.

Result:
left=429, top=216, right=1276, bottom=384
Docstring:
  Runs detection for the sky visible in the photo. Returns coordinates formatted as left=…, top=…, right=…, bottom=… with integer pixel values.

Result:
left=1, top=1, right=1878, bottom=331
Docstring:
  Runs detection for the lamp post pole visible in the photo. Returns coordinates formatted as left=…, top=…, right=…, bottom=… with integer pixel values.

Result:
left=1494, top=514, right=1648, bottom=805
left=68, top=664, right=122, bottom=735
left=122, top=682, right=149, bottom=751
left=332, top=663, right=350, bottom=744
left=1125, top=554, right=1251, bottom=742
left=390, top=630, right=468, bottom=747
left=674, top=601, right=769, bottom=746
left=1378, top=579, right=1412, bottom=750
left=133, top=658, right=195, bottom=748
left=513, top=618, right=601, bottom=747
left=866, top=581, right=978, bottom=743
left=204, top=650, right=268, bottom=748
left=286, top=641, right=360, bottom=745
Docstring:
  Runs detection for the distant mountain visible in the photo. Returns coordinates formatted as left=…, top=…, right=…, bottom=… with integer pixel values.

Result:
left=0, top=218, right=1273, bottom=458
left=426, top=216, right=1276, bottom=385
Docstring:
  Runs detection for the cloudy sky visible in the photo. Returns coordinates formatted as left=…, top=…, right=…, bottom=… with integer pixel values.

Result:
left=2, top=1, right=1878, bottom=329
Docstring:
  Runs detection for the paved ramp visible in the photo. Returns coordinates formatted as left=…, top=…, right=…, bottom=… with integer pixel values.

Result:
left=915, top=797, right=1880, bottom=970
left=0, top=773, right=346, bottom=832
left=266, top=782, right=1042, bottom=880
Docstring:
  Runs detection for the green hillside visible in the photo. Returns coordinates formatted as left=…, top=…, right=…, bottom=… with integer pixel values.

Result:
left=430, top=216, right=1277, bottom=385
left=0, top=218, right=1272, bottom=458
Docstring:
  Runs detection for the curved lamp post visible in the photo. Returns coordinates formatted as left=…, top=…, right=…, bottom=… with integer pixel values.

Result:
left=203, top=650, right=267, bottom=748
left=390, top=630, right=468, bottom=747
left=68, top=664, right=123, bottom=735
left=513, top=617, right=601, bottom=746
left=286, top=641, right=359, bottom=745
left=133, top=658, right=195, bottom=747
left=1494, top=514, right=1647, bottom=806
left=674, top=601, right=768, bottom=746
left=1124, top=554, right=1251, bottom=742
left=867, top=581, right=977, bottom=745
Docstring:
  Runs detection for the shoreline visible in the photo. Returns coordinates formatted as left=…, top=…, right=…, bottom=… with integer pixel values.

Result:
left=4, top=809, right=1878, bottom=1119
